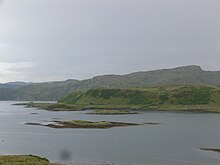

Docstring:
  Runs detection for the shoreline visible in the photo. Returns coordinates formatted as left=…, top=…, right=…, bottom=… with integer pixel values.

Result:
left=13, top=102, right=220, bottom=113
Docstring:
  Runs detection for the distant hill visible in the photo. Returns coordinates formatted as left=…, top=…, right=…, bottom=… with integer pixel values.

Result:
left=75, top=65, right=220, bottom=88
left=0, top=81, right=31, bottom=88
left=1, top=65, right=220, bottom=101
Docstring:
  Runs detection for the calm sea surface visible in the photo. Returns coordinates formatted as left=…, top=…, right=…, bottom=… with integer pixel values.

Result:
left=0, top=101, right=220, bottom=165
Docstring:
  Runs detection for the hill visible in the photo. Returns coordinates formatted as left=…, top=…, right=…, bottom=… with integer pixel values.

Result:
left=59, top=86, right=220, bottom=106
left=0, top=81, right=31, bottom=88
left=58, top=86, right=220, bottom=112
left=1, top=65, right=220, bottom=101
left=77, top=65, right=220, bottom=88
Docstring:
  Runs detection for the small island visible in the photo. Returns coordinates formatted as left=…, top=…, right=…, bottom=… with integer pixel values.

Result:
left=13, top=102, right=84, bottom=111
left=26, top=120, right=140, bottom=129
left=144, top=122, right=161, bottom=125
left=0, top=155, right=58, bottom=165
left=87, top=109, right=137, bottom=115
left=200, top=148, right=220, bottom=153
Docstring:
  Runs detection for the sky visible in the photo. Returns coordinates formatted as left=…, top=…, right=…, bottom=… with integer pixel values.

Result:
left=0, top=0, right=219, bottom=83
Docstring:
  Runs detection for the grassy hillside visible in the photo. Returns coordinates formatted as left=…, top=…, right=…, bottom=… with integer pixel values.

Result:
left=1, top=65, right=220, bottom=101
left=59, top=86, right=220, bottom=111
left=0, top=155, right=58, bottom=165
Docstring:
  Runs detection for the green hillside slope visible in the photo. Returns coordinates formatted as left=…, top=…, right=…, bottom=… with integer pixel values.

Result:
left=59, top=86, right=220, bottom=111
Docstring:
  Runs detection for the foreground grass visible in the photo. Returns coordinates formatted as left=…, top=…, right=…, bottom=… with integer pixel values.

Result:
left=0, top=155, right=58, bottom=165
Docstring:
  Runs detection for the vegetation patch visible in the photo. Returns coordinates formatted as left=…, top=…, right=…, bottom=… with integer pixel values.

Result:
left=0, top=155, right=58, bottom=165
left=87, top=109, right=137, bottom=115
left=168, top=86, right=213, bottom=105
left=14, top=102, right=84, bottom=111
left=25, top=120, right=140, bottom=129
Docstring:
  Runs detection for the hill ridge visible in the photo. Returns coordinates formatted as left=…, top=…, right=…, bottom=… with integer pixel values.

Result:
left=1, top=65, right=220, bottom=101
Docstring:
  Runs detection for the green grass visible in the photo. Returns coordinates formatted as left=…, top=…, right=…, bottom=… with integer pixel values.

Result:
left=0, top=155, right=58, bottom=165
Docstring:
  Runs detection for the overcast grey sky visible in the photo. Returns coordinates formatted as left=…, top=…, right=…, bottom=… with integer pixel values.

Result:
left=0, top=0, right=219, bottom=83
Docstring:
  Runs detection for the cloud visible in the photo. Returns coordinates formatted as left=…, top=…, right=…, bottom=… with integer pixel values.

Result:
left=0, top=62, right=35, bottom=82
left=0, top=43, right=10, bottom=47
left=0, top=0, right=220, bottom=82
